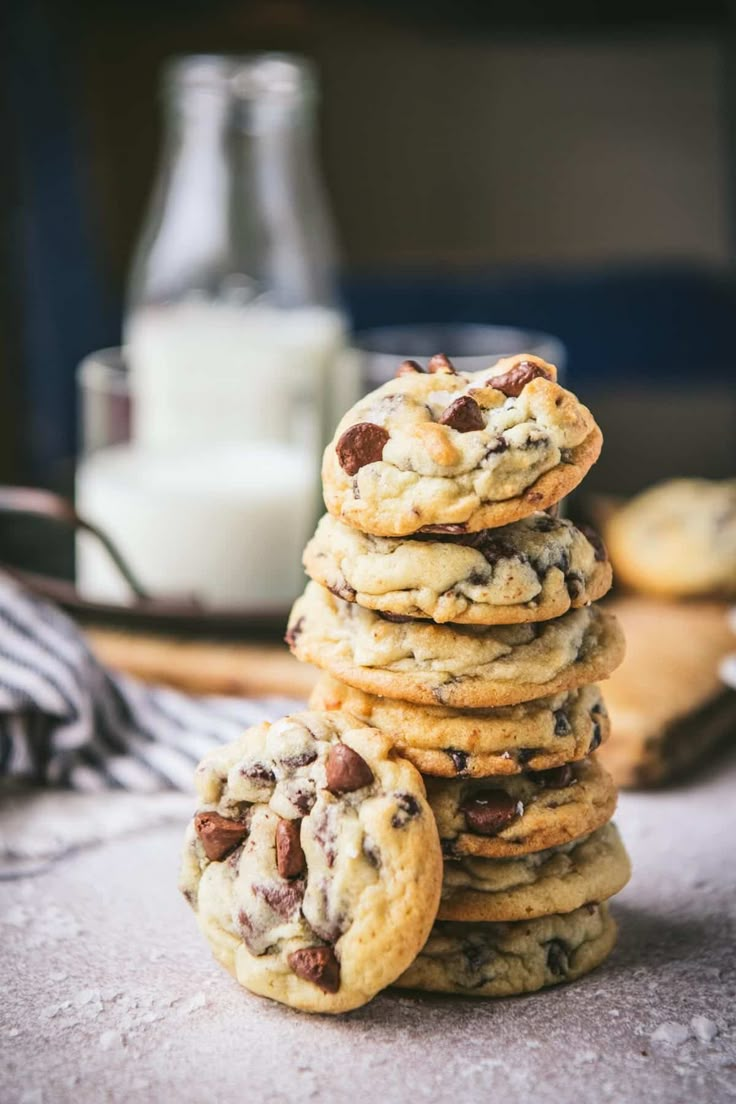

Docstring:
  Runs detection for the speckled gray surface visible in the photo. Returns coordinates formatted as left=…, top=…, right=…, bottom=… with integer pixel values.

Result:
left=2, top=749, right=735, bottom=1104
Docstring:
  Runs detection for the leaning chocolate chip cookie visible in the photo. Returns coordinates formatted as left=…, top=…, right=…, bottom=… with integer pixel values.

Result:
left=179, top=711, right=442, bottom=1014
left=288, top=582, right=625, bottom=708
left=394, top=902, right=616, bottom=997
left=439, top=822, right=630, bottom=922
left=427, top=756, right=616, bottom=858
left=604, top=478, right=736, bottom=598
left=303, top=512, right=611, bottom=624
left=310, top=675, right=610, bottom=777
left=322, top=354, right=602, bottom=537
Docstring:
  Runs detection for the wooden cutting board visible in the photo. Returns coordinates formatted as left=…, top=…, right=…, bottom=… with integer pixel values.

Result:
left=85, top=626, right=319, bottom=700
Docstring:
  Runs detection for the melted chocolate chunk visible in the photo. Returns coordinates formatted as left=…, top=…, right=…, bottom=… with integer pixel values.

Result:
left=290, top=784, right=317, bottom=815
left=194, top=811, right=249, bottom=862
left=325, top=744, right=374, bottom=794
left=396, top=359, right=424, bottom=376
left=276, top=818, right=306, bottom=879
left=463, top=938, right=491, bottom=973
left=446, top=748, right=470, bottom=774
left=557, top=549, right=571, bottom=574
left=487, top=359, right=552, bottom=397
left=336, top=422, right=390, bottom=476
left=578, top=523, right=608, bottom=563
left=468, top=533, right=522, bottom=566
left=534, top=514, right=558, bottom=532
left=427, top=352, right=457, bottom=375
left=589, top=722, right=602, bottom=753
left=377, top=611, right=419, bottom=623
left=310, top=808, right=336, bottom=867
left=391, top=792, right=421, bottom=828
left=560, top=448, right=574, bottom=464
left=460, top=790, right=522, bottom=836
left=438, top=395, right=485, bottom=433
left=281, top=749, right=318, bottom=770
left=284, top=617, right=305, bottom=649
left=253, top=880, right=305, bottom=920
left=485, top=437, right=508, bottom=456
left=419, top=523, right=469, bottom=535
left=327, top=581, right=357, bottom=602
left=242, top=763, right=276, bottom=784
left=565, top=572, right=584, bottom=600
left=363, top=837, right=382, bottom=868
left=530, top=763, right=574, bottom=789
left=554, top=710, right=572, bottom=737
left=287, top=946, right=341, bottom=994
left=545, top=939, right=569, bottom=977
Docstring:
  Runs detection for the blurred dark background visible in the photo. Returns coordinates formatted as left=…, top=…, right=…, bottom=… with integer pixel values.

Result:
left=2, top=0, right=735, bottom=498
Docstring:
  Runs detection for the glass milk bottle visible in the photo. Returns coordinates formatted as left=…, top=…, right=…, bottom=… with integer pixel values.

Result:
left=77, top=55, right=350, bottom=611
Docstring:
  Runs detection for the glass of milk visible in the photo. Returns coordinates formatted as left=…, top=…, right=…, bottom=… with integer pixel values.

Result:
left=76, top=55, right=351, bottom=611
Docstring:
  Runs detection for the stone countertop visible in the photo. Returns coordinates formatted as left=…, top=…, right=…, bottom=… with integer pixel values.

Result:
left=2, top=750, right=735, bottom=1104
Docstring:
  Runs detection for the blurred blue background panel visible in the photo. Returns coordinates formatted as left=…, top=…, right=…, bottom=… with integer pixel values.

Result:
left=344, top=264, right=736, bottom=386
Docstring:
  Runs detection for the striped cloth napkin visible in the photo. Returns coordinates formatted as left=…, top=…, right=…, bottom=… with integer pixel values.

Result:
left=0, top=573, right=301, bottom=793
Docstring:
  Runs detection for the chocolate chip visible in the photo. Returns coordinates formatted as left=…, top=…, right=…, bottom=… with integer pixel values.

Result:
left=534, top=514, right=558, bottom=532
left=253, top=880, right=305, bottom=919
left=545, top=939, right=569, bottom=977
left=325, top=744, right=374, bottom=794
left=589, top=722, right=602, bottom=752
left=280, top=749, right=318, bottom=770
left=468, top=533, right=520, bottom=566
left=290, top=785, right=317, bottom=815
left=530, top=764, right=574, bottom=788
left=554, top=710, right=572, bottom=737
left=391, top=792, right=421, bottom=828
left=460, top=790, right=522, bottom=836
left=446, top=748, right=470, bottom=774
left=363, top=837, right=382, bottom=868
left=566, top=572, right=584, bottom=600
left=557, top=549, right=571, bottom=574
left=488, top=359, right=552, bottom=397
left=485, top=437, right=508, bottom=455
left=427, top=352, right=457, bottom=374
left=419, top=523, right=468, bottom=535
left=336, top=422, right=390, bottom=476
left=516, top=748, right=539, bottom=765
left=438, top=395, right=485, bottom=433
left=327, top=581, right=357, bottom=602
left=276, top=818, right=306, bottom=879
left=560, top=448, right=574, bottom=463
left=578, top=523, right=608, bottom=563
left=377, top=611, right=418, bottom=623
left=287, top=946, right=341, bottom=993
left=310, top=808, right=336, bottom=867
left=462, top=938, right=491, bottom=972
left=396, top=359, right=424, bottom=376
left=194, top=811, right=249, bottom=862
left=284, top=616, right=304, bottom=649
left=241, top=763, right=276, bottom=783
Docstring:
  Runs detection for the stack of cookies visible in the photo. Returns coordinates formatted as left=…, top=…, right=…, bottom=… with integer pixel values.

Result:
left=180, top=352, right=630, bottom=1014
left=288, top=352, right=630, bottom=999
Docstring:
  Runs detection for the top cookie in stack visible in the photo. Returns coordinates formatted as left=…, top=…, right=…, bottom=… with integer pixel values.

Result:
left=287, top=351, right=629, bottom=1000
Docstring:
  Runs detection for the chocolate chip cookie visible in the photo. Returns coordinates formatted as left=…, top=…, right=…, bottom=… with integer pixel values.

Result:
left=439, top=822, right=630, bottom=922
left=604, top=478, right=736, bottom=598
left=179, top=711, right=442, bottom=1013
left=310, top=675, right=610, bottom=778
left=427, top=755, right=617, bottom=858
left=394, top=902, right=616, bottom=997
left=322, top=354, right=602, bottom=537
left=303, top=512, right=611, bottom=625
left=287, top=581, right=625, bottom=708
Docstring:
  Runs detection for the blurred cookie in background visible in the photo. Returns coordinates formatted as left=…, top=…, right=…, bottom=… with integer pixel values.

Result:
left=598, top=597, right=736, bottom=787
left=603, top=478, right=736, bottom=599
